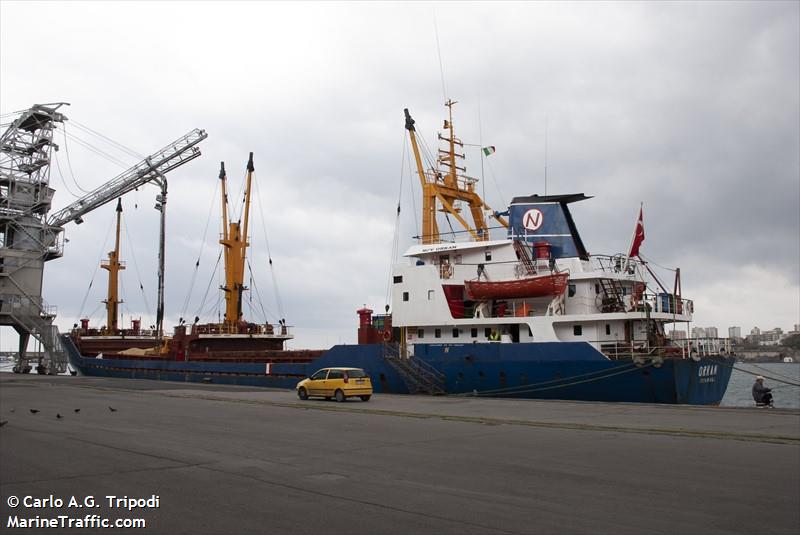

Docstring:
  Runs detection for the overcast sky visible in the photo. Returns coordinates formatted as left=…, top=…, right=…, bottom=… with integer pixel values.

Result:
left=1, top=1, right=798, bottom=350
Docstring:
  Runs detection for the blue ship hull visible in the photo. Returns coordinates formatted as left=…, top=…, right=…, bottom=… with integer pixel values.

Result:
left=63, top=336, right=733, bottom=405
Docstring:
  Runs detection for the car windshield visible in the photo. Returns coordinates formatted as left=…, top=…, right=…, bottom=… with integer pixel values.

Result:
left=310, top=370, right=328, bottom=380
left=346, top=369, right=367, bottom=378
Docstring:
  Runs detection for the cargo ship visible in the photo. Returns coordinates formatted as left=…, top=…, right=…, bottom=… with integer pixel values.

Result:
left=65, top=102, right=734, bottom=404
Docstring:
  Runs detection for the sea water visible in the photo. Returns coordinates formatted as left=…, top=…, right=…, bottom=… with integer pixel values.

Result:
left=2, top=358, right=798, bottom=408
left=721, top=362, right=800, bottom=409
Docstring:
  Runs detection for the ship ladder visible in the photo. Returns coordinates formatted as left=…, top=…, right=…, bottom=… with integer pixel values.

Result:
left=599, top=278, right=626, bottom=312
left=383, top=344, right=446, bottom=395
left=512, top=240, right=537, bottom=276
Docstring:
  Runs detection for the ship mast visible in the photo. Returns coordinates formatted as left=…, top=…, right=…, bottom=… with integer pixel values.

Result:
left=101, top=198, right=125, bottom=332
left=219, top=153, right=254, bottom=327
left=404, top=100, right=508, bottom=245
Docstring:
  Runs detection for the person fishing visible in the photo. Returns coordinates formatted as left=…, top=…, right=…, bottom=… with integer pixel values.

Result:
left=751, top=376, right=774, bottom=407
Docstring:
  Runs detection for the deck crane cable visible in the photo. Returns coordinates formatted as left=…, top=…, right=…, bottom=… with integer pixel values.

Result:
left=60, top=124, right=95, bottom=193
left=407, top=136, right=420, bottom=239
left=84, top=303, right=104, bottom=328
left=415, top=128, right=449, bottom=242
left=76, top=209, right=117, bottom=321
left=70, top=119, right=145, bottom=160
left=0, top=109, right=27, bottom=119
left=121, top=212, right=153, bottom=318
left=61, top=126, right=131, bottom=169
left=246, top=257, right=277, bottom=323
left=484, top=156, right=506, bottom=209
left=637, top=253, right=677, bottom=273
left=385, top=133, right=409, bottom=308
left=52, top=149, right=80, bottom=199
left=252, top=173, right=285, bottom=320
left=195, top=250, right=223, bottom=320
left=180, top=178, right=220, bottom=318
left=118, top=275, right=129, bottom=328
left=478, top=98, right=486, bottom=203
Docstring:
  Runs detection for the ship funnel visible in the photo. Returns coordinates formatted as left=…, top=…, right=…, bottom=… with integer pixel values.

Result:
left=508, top=194, right=591, bottom=260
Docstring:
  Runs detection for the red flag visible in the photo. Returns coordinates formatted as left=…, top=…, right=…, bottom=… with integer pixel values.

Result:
left=628, top=206, right=645, bottom=258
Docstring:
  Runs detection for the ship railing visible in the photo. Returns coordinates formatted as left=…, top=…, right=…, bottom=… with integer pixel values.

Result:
left=591, top=254, right=643, bottom=275
left=74, top=327, right=159, bottom=337
left=642, top=293, right=693, bottom=317
left=191, top=322, right=291, bottom=336
left=599, top=337, right=731, bottom=360
left=668, top=337, right=733, bottom=358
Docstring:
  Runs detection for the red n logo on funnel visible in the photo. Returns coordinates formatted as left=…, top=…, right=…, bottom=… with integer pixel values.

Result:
left=523, top=209, right=544, bottom=231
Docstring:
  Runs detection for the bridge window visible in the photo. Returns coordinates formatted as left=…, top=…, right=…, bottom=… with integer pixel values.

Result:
left=605, top=324, right=611, bottom=335
left=574, top=325, right=583, bottom=336
left=435, top=328, right=441, bottom=338
left=471, top=328, right=478, bottom=338
left=417, top=329, right=424, bottom=338
left=452, top=328, right=459, bottom=338
left=402, top=292, right=409, bottom=302
left=568, top=284, right=576, bottom=298
left=393, top=275, right=403, bottom=283
left=595, top=284, right=601, bottom=294
left=485, top=327, right=492, bottom=338
left=485, top=251, right=492, bottom=261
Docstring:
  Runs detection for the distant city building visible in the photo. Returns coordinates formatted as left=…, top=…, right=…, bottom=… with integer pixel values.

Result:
left=691, top=327, right=706, bottom=339
left=728, top=326, right=742, bottom=339
left=750, top=327, right=761, bottom=336
left=691, top=327, right=719, bottom=339
left=759, top=328, right=783, bottom=346
left=668, top=330, right=687, bottom=340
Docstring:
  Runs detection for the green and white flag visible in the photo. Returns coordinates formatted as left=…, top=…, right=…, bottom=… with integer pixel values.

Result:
left=482, top=146, right=496, bottom=156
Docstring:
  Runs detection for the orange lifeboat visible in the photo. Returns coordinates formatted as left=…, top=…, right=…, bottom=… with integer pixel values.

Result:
left=464, top=272, right=569, bottom=300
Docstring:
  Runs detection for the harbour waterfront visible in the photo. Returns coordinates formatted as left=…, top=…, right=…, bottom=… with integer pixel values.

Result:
left=1, top=374, right=799, bottom=535
left=3, top=358, right=798, bottom=407
left=721, top=362, right=800, bottom=409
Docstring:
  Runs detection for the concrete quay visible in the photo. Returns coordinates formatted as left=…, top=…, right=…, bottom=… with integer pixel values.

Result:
left=1, top=374, right=798, bottom=534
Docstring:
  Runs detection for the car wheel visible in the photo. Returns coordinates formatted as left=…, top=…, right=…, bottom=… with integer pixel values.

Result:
left=360, top=395, right=371, bottom=402
left=334, top=389, right=346, bottom=403
left=298, top=387, right=308, bottom=400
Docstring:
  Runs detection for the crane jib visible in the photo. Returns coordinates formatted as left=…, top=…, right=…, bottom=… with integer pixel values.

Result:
left=47, top=129, right=208, bottom=228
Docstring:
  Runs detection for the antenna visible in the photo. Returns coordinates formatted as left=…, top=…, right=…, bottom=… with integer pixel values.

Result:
left=544, top=115, right=549, bottom=195
left=433, top=11, right=448, bottom=103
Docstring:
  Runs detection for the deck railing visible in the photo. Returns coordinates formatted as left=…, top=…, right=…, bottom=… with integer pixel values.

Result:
left=191, top=322, right=291, bottom=337
left=599, top=336, right=731, bottom=360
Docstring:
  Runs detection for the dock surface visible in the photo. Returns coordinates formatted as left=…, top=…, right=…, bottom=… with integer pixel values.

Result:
left=1, top=374, right=798, bottom=534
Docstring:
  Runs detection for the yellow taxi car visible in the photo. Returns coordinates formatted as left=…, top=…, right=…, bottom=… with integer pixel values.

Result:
left=296, top=367, right=372, bottom=402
